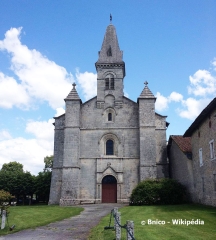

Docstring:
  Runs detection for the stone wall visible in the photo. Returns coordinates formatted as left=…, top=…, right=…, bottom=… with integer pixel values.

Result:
left=169, top=140, right=194, bottom=200
left=155, top=114, right=168, bottom=178
left=191, top=108, right=216, bottom=206
left=49, top=115, right=64, bottom=204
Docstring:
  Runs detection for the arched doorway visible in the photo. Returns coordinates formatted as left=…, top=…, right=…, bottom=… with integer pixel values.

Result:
left=102, top=175, right=117, bottom=203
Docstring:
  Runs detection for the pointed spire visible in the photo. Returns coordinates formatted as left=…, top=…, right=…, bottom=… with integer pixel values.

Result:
left=97, top=23, right=123, bottom=63
left=139, top=81, right=156, bottom=99
left=65, top=83, right=81, bottom=101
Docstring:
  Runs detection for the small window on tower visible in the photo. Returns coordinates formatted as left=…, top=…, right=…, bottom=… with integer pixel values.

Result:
left=110, top=78, right=114, bottom=89
left=105, top=78, right=109, bottom=89
left=105, top=74, right=115, bottom=90
left=108, top=113, right=112, bottom=121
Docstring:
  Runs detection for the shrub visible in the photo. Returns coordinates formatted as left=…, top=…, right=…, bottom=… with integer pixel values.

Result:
left=130, top=179, right=187, bottom=205
left=0, top=189, right=13, bottom=215
left=0, top=190, right=13, bottom=205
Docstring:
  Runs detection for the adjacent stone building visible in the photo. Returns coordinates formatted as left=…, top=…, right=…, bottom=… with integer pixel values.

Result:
left=49, top=22, right=169, bottom=205
left=183, top=98, right=216, bottom=206
left=168, top=98, right=216, bottom=206
left=167, top=135, right=194, bottom=200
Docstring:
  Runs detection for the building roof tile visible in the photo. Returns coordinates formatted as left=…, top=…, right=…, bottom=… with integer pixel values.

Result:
left=170, top=135, right=192, bottom=153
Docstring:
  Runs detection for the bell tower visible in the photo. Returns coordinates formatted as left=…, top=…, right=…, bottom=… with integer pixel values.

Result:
left=95, top=21, right=125, bottom=109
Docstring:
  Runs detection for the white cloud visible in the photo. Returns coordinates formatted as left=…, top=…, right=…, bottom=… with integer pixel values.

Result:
left=188, top=69, right=216, bottom=97
left=0, top=27, right=99, bottom=175
left=211, top=58, right=216, bottom=71
left=155, top=59, right=216, bottom=120
left=76, top=69, right=97, bottom=100
left=26, top=119, right=54, bottom=142
left=155, top=91, right=183, bottom=112
left=0, top=27, right=73, bottom=109
left=0, top=130, right=12, bottom=141
left=55, top=107, right=65, bottom=117
left=156, top=90, right=212, bottom=121
left=155, top=92, right=169, bottom=111
left=0, top=118, right=54, bottom=175
left=169, top=92, right=183, bottom=102
left=0, top=137, right=52, bottom=175
left=177, top=98, right=211, bottom=120
left=0, top=72, right=29, bottom=109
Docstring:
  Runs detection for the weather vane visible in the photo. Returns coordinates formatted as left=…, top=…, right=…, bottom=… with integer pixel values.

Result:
left=110, top=14, right=112, bottom=23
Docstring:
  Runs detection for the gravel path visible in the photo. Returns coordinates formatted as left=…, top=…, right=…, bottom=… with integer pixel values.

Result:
left=0, top=204, right=124, bottom=240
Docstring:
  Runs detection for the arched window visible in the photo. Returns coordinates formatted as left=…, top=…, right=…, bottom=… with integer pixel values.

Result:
left=106, top=140, right=114, bottom=155
left=105, top=74, right=114, bottom=90
left=108, top=113, right=112, bottom=121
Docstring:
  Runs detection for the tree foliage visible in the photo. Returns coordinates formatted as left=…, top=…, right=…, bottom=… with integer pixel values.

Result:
left=0, top=157, right=53, bottom=205
left=130, top=178, right=187, bottom=205
left=1, top=161, right=24, bottom=173
left=0, top=190, right=13, bottom=205
left=0, top=162, right=34, bottom=204
left=35, top=171, right=51, bottom=203
left=43, top=155, right=53, bottom=172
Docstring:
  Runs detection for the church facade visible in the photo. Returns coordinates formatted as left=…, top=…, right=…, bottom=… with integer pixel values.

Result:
left=49, top=23, right=169, bottom=205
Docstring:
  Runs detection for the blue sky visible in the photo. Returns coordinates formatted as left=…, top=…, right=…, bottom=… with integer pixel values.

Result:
left=0, top=0, right=216, bottom=174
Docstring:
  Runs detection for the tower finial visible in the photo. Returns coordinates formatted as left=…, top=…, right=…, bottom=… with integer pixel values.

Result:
left=72, top=82, right=76, bottom=89
left=110, top=14, right=112, bottom=23
left=144, top=81, right=148, bottom=86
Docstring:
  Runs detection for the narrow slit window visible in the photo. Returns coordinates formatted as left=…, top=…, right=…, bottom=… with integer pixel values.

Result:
left=209, top=140, right=215, bottom=159
left=110, top=78, right=114, bottom=89
left=105, top=78, right=109, bottom=89
left=199, top=148, right=203, bottom=166
left=108, top=113, right=112, bottom=121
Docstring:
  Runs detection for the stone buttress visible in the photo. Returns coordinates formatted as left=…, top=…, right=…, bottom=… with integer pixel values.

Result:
left=138, top=82, right=157, bottom=180
left=60, top=83, right=82, bottom=205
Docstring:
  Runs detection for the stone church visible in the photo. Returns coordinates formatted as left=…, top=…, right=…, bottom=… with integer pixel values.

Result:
left=49, top=22, right=169, bottom=205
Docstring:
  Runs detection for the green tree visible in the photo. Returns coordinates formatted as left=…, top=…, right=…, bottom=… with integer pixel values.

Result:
left=43, top=155, right=53, bottom=172
left=35, top=171, right=51, bottom=203
left=34, top=156, right=53, bottom=203
left=0, top=162, right=35, bottom=205
left=0, top=190, right=13, bottom=205
left=0, top=190, right=13, bottom=214
left=1, top=161, right=23, bottom=173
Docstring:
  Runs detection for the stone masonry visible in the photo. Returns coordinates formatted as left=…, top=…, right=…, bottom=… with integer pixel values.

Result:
left=49, top=22, right=169, bottom=205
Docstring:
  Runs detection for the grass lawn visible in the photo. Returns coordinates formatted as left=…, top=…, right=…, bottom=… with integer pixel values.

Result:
left=0, top=205, right=83, bottom=236
left=89, top=204, right=216, bottom=240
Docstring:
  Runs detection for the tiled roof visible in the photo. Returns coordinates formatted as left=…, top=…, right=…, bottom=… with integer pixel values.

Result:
left=170, top=135, right=192, bottom=153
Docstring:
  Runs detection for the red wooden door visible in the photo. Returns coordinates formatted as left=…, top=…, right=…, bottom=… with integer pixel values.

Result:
left=102, top=175, right=117, bottom=203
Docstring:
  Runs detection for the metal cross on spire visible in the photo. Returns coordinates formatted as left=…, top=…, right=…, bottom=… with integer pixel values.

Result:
left=110, top=14, right=112, bottom=23
left=144, top=81, right=148, bottom=86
